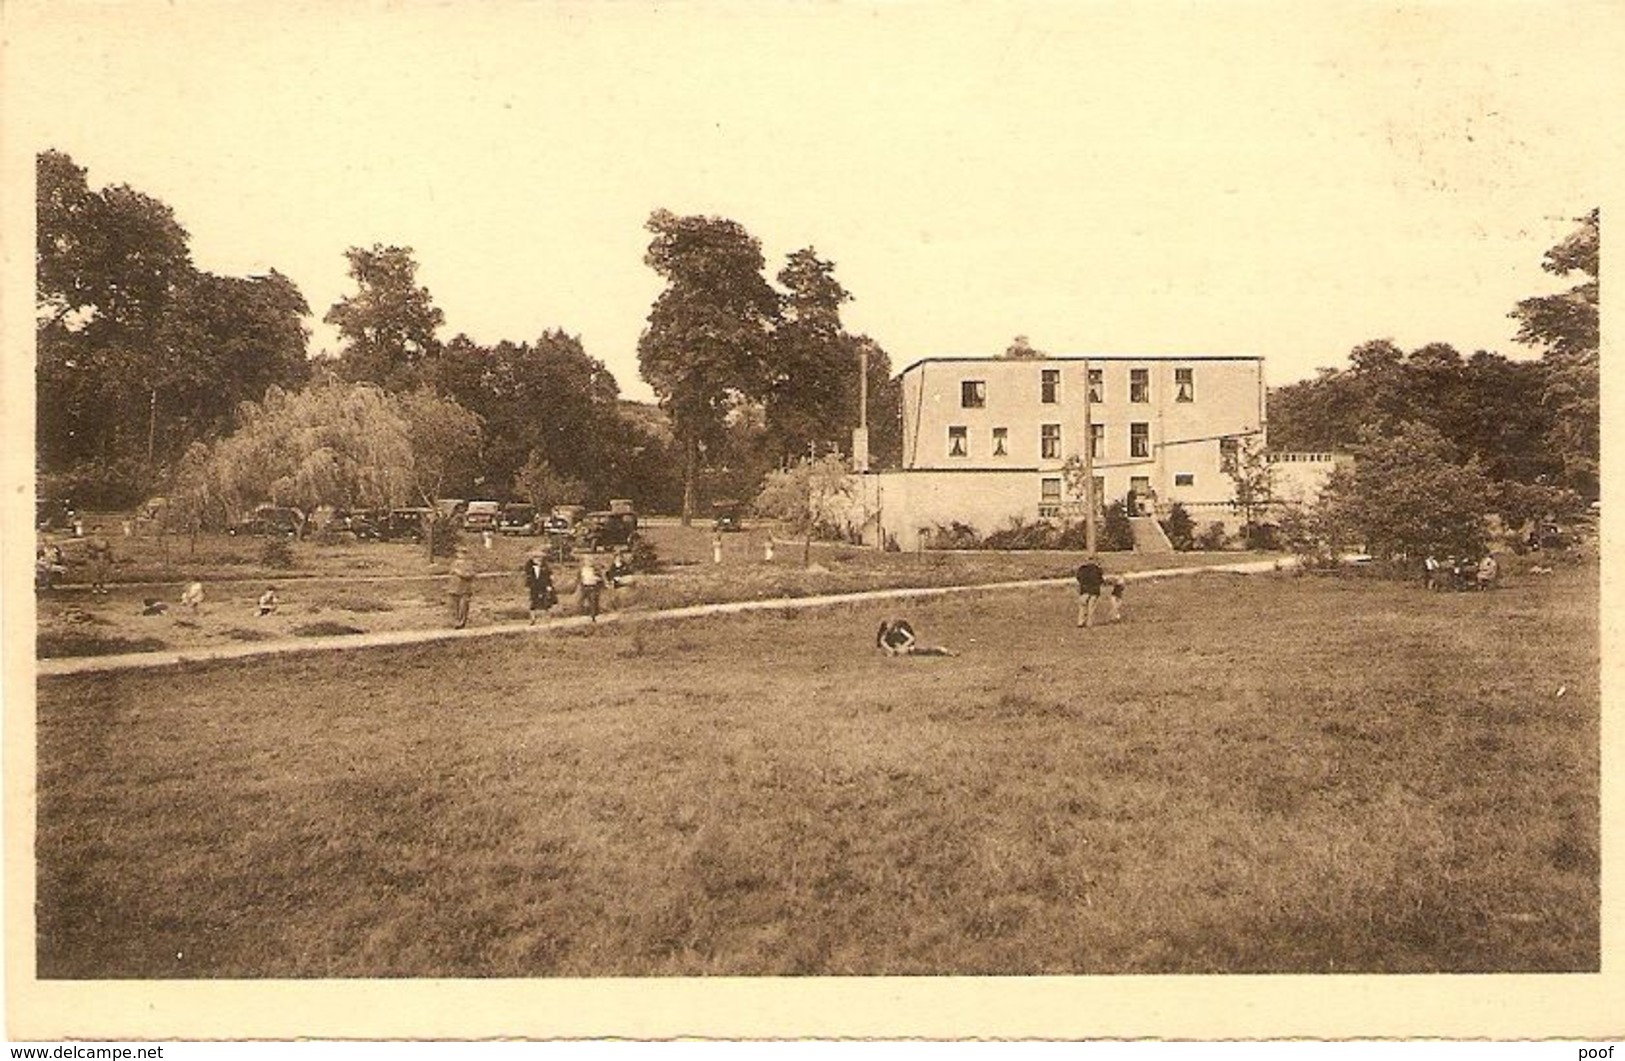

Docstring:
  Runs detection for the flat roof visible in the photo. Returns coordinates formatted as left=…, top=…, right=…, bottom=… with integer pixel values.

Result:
left=895, top=353, right=1264, bottom=377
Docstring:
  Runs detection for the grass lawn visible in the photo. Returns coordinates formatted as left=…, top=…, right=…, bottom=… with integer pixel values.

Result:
left=34, top=563, right=1598, bottom=976
left=36, top=521, right=1233, bottom=658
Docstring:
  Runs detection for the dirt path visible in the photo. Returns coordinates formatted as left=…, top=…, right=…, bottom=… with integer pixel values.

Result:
left=36, top=557, right=1294, bottom=677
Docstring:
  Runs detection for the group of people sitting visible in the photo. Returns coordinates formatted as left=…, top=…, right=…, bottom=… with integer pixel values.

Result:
left=1423, top=553, right=1499, bottom=592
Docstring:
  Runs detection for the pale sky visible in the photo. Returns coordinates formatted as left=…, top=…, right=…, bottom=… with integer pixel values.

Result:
left=4, top=1, right=1617, bottom=403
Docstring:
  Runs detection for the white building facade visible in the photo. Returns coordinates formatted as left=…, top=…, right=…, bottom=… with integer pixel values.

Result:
left=852, top=355, right=1267, bottom=550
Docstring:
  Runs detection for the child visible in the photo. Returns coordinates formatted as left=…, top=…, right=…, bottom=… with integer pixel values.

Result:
left=180, top=581, right=206, bottom=613
left=257, top=586, right=280, bottom=616
left=1107, top=577, right=1126, bottom=623
left=578, top=557, right=604, bottom=622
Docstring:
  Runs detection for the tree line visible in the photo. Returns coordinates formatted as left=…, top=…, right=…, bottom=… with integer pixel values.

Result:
left=36, top=152, right=898, bottom=523
left=1267, top=209, right=1599, bottom=561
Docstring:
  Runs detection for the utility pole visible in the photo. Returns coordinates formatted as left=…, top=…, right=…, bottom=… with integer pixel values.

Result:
left=1082, top=358, right=1097, bottom=553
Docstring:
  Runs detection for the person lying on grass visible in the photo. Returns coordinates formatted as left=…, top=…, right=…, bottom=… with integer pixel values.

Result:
left=876, top=618, right=958, bottom=657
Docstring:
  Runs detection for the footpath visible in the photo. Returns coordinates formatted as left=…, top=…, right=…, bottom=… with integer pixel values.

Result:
left=36, top=557, right=1293, bottom=678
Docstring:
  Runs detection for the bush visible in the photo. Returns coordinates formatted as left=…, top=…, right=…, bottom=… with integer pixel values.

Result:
left=982, top=517, right=1060, bottom=550
left=627, top=535, right=662, bottom=574
left=1162, top=503, right=1195, bottom=551
left=426, top=515, right=461, bottom=559
left=260, top=537, right=295, bottom=569
left=927, top=521, right=981, bottom=550
left=1100, top=501, right=1135, bottom=551
left=1196, top=522, right=1230, bottom=551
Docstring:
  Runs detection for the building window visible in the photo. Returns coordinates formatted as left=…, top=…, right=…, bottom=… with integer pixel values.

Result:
left=1040, top=423, right=1062, bottom=460
left=1039, top=477, right=1063, bottom=517
left=1175, top=367, right=1194, bottom=402
left=992, top=427, right=1008, bottom=456
left=961, top=380, right=986, bottom=408
left=1174, top=472, right=1195, bottom=487
left=1130, top=422, right=1150, bottom=458
left=1130, top=368, right=1149, bottom=403
left=948, top=426, right=968, bottom=457
left=1040, top=368, right=1060, bottom=404
left=1088, top=368, right=1103, bottom=403
left=1090, top=422, right=1105, bottom=459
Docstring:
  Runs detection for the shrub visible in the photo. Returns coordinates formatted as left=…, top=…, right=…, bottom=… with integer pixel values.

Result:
left=1196, top=522, right=1230, bottom=551
left=1162, top=503, right=1196, bottom=551
left=260, top=537, right=295, bottom=570
left=927, top=521, right=981, bottom=550
left=627, top=535, right=662, bottom=574
left=426, top=515, right=461, bottom=559
left=1100, top=501, right=1135, bottom=551
left=982, top=517, right=1060, bottom=551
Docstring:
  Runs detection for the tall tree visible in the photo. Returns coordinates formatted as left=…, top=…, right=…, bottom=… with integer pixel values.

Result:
left=765, top=247, right=852, bottom=462
left=324, top=244, right=445, bottom=392
left=638, top=210, right=780, bottom=524
left=1314, top=421, right=1493, bottom=561
left=36, top=150, right=310, bottom=503
left=1511, top=209, right=1599, bottom=496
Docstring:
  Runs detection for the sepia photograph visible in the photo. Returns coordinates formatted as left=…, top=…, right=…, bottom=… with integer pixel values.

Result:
left=2, top=0, right=1619, bottom=1043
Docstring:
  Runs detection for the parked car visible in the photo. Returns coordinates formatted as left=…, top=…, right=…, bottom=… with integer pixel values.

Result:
left=576, top=510, right=639, bottom=552
left=433, top=498, right=469, bottom=526
left=36, top=497, right=76, bottom=531
left=543, top=504, right=586, bottom=536
left=498, top=503, right=539, bottom=535
left=228, top=505, right=305, bottom=538
left=463, top=500, right=502, bottom=531
left=349, top=509, right=388, bottom=541
left=382, top=507, right=433, bottom=542
left=712, top=499, right=745, bottom=532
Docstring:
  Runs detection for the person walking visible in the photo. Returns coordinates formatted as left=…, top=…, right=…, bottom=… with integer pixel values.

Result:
left=1075, top=554, right=1105, bottom=628
left=523, top=553, right=556, bottom=624
left=577, top=556, right=604, bottom=622
left=84, top=525, right=113, bottom=595
left=447, top=547, right=477, bottom=629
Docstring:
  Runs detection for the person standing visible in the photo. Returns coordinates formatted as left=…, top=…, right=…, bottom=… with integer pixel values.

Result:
left=577, top=556, right=604, bottom=622
left=84, top=525, right=113, bottom=595
left=1075, top=554, right=1105, bottom=628
left=1107, top=576, right=1126, bottom=623
left=447, top=547, right=477, bottom=629
left=523, top=553, right=556, bottom=624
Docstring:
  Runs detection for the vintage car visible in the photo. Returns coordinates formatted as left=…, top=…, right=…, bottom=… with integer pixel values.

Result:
left=575, top=510, right=638, bottom=552
left=462, top=500, right=502, bottom=531
left=228, top=505, right=305, bottom=538
left=381, top=507, right=434, bottom=542
left=712, top=499, right=745, bottom=532
left=498, top=503, right=539, bottom=535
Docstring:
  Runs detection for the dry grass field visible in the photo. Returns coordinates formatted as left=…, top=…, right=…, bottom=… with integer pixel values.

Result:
left=36, top=522, right=1228, bottom=658
left=34, top=562, right=1598, bottom=977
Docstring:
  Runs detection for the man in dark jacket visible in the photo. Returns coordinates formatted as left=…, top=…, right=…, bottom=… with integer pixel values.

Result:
left=1076, top=554, right=1105, bottom=628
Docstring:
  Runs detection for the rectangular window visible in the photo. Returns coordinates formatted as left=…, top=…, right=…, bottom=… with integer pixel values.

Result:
left=1090, top=422, right=1105, bottom=459
left=1039, top=477, right=1063, bottom=518
left=961, top=380, right=986, bottom=408
left=992, top=427, right=1008, bottom=456
left=1040, top=423, right=1062, bottom=460
left=1088, top=368, right=1103, bottom=403
left=1175, top=367, right=1194, bottom=402
left=948, top=425, right=968, bottom=457
left=1130, top=368, right=1149, bottom=403
left=1040, top=368, right=1060, bottom=404
left=1130, top=422, right=1150, bottom=458
left=1174, top=472, right=1195, bottom=487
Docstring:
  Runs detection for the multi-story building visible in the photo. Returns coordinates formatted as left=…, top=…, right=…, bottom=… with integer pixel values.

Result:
left=853, top=354, right=1267, bottom=550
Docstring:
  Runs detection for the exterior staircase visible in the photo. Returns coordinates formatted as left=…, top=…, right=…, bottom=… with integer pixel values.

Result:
left=1129, top=515, right=1175, bottom=554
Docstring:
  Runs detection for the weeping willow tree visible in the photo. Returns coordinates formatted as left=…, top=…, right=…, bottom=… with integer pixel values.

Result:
left=172, top=380, right=480, bottom=527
